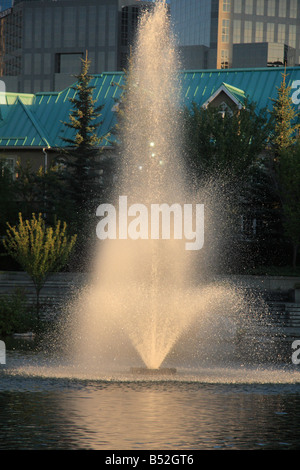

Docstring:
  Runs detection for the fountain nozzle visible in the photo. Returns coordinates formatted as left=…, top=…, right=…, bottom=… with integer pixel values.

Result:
left=130, top=367, right=177, bottom=376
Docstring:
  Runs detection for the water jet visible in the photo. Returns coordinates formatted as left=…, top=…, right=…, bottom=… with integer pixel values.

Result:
left=60, top=1, right=275, bottom=376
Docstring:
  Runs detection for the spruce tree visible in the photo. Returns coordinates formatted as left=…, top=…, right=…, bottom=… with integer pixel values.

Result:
left=60, top=53, right=105, bottom=239
left=271, top=71, right=300, bottom=155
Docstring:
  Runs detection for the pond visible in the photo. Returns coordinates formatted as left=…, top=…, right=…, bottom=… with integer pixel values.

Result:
left=1, top=338, right=300, bottom=450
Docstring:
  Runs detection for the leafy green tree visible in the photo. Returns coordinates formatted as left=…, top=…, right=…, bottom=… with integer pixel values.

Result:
left=3, top=213, right=77, bottom=318
left=183, top=100, right=271, bottom=185
left=269, top=72, right=300, bottom=268
left=182, top=99, right=277, bottom=273
left=13, top=160, right=73, bottom=227
left=276, top=143, right=300, bottom=269
left=0, top=160, right=18, bottom=236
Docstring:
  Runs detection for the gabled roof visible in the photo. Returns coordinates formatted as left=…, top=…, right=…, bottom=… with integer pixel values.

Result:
left=202, top=82, right=247, bottom=109
left=0, top=66, right=300, bottom=149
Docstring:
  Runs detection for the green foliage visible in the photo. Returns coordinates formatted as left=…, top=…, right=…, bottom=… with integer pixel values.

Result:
left=183, top=100, right=271, bottom=184
left=276, top=143, right=300, bottom=268
left=0, top=161, right=18, bottom=235
left=270, top=71, right=300, bottom=155
left=2, top=213, right=77, bottom=317
left=60, top=53, right=106, bottom=234
left=268, top=72, right=300, bottom=268
left=14, top=161, right=72, bottom=226
left=0, top=289, right=37, bottom=336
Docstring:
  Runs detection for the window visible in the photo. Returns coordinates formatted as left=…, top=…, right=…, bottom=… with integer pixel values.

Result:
left=34, top=8, right=42, bottom=45
left=1, top=157, right=16, bottom=179
left=289, top=24, right=296, bottom=48
left=278, top=0, right=287, bottom=17
left=53, top=7, right=62, bottom=48
left=256, top=0, right=264, bottom=15
left=267, top=23, right=274, bottom=42
left=245, top=0, right=253, bottom=14
left=78, top=7, right=87, bottom=47
left=234, top=0, right=241, bottom=13
left=267, top=0, right=275, bottom=16
left=34, top=53, right=41, bottom=75
left=221, top=50, right=229, bottom=69
left=97, top=7, right=106, bottom=46
left=222, top=19, right=230, bottom=43
left=244, top=21, right=252, bottom=42
left=88, top=6, right=97, bottom=46
left=290, top=0, right=297, bottom=18
left=255, top=22, right=264, bottom=42
left=55, top=53, right=83, bottom=74
left=277, top=24, right=286, bottom=44
left=64, top=7, right=76, bottom=48
left=233, top=19, right=241, bottom=43
left=223, top=0, right=230, bottom=12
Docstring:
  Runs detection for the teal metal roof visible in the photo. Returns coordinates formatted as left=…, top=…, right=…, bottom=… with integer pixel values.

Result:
left=1, top=66, right=300, bottom=149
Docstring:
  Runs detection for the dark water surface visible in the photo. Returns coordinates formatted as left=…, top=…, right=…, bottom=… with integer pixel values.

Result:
left=1, top=343, right=300, bottom=450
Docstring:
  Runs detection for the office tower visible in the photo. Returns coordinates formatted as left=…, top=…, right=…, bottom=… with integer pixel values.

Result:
left=0, top=0, right=136, bottom=93
left=0, top=0, right=13, bottom=12
left=171, top=0, right=299, bottom=69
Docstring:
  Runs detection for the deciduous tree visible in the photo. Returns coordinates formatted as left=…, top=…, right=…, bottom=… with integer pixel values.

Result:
left=3, top=213, right=77, bottom=318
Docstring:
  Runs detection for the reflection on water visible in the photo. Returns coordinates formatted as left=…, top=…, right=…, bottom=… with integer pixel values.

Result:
left=1, top=346, right=300, bottom=449
left=1, top=379, right=300, bottom=450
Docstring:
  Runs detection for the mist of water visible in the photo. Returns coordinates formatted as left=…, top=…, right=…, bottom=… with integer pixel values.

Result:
left=57, top=2, right=274, bottom=373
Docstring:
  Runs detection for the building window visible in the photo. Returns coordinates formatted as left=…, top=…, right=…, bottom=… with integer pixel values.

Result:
left=233, top=19, right=241, bottom=43
left=256, top=0, right=264, bottom=15
left=267, top=23, right=274, bottom=42
left=55, top=53, right=83, bottom=74
left=221, top=49, right=229, bottom=69
left=222, top=19, right=230, bottom=43
left=278, top=0, right=287, bottom=17
left=289, top=24, right=296, bottom=48
left=255, top=22, right=264, bottom=42
left=245, top=0, right=253, bottom=14
left=223, top=0, right=230, bottom=12
left=267, top=0, right=276, bottom=16
left=244, top=21, right=252, bottom=42
left=290, top=0, right=297, bottom=18
left=234, top=0, right=241, bottom=13
left=1, top=157, right=16, bottom=179
left=277, top=24, right=286, bottom=44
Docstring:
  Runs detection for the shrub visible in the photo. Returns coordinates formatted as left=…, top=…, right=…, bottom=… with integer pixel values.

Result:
left=0, top=288, right=37, bottom=336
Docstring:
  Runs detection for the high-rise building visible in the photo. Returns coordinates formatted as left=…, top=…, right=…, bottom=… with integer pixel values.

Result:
left=171, top=0, right=300, bottom=69
left=0, top=0, right=137, bottom=93
left=118, top=2, right=163, bottom=70
left=0, top=0, right=13, bottom=13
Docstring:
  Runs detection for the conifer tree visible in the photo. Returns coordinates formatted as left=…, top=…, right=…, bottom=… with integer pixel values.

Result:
left=271, top=71, right=300, bottom=155
left=60, top=53, right=105, bottom=237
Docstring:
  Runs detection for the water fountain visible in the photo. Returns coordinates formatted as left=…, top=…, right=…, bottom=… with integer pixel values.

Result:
left=2, top=1, right=293, bottom=382
left=3, top=1, right=300, bottom=452
left=54, top=1, right=277, bottom=378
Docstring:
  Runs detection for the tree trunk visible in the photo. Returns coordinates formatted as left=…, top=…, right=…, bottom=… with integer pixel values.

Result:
left=36, top=287, right=41, bottom=321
